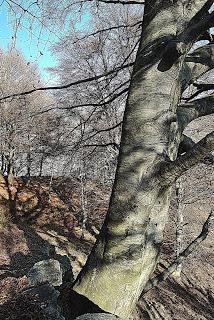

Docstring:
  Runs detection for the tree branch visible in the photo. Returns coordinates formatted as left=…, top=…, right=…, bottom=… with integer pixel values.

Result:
left=177, top=96, right=214, bottom=131
left=6, top=0, right=61, bottom=41
left=185, top=82, right=214, bottom=101
left=0, top=62, right=133, bottom=101
left=160, top=131, right=214, bottom=186
left=142, top=210, right=214, bottom=295
left=183, top=43, right=214, bottom=91
left=61, top=87, right=128, bottom=110
left=158, top=2, right=214, bottom=72
left=190, top=0, right=214, bottom=24
left=178, top=135, right=195, bottom=155
left=178, top=134, right=214, bottom=163
left=182, top=11, right=214, bottom=43
left=72, top=21, right=142, bottom=44
left=83, top=142, right=120, bottom=149
left=80, top=0, right=144, bottom=4
left=81, top=121, right=122, bottom=144
left=185, top=44, right=214, bottom=70
left=193, top=83, right=214, bottom=91
left=63, top=0, right=144, bottom=6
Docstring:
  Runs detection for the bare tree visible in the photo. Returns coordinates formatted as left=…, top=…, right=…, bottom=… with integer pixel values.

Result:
left=47, top=4, right=142, bottom=182
left=0, top=48, right=59, bottom=177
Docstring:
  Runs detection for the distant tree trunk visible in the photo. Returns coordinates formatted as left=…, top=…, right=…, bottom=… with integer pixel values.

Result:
left=173, top=177, right=185, bottom=279
left=71, top=1, right=214, bottom=318
left=79, top=159, right=88, bottom=231
left=1, top=154, right=5, bottom=173
left=39, top=155, right=44, bottom=177
left=7, top=161, right=15, bottom=183
left=27, top=152, right=31, bottom=177
left=4, top=164, right=16, bottom=221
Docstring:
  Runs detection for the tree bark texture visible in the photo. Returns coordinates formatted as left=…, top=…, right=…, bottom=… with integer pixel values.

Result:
left=73, top=1, right=213, bottom=318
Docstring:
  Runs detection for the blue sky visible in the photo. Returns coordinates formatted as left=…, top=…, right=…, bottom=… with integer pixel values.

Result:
left=0, top=2, right=90, bottom=83
left=1, top=2, right=213, bottom=83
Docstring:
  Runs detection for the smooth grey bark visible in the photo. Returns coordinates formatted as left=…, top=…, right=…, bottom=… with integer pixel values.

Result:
left=72, top=1, right=214, bottom=318
left=177, top=96, right=214, bottom=132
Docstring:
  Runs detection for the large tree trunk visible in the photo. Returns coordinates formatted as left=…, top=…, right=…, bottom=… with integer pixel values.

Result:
left=73, top=1, right=211, bottom=318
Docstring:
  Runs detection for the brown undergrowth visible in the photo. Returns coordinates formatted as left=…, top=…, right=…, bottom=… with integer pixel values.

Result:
left=0, top=164, right=213, bottom=320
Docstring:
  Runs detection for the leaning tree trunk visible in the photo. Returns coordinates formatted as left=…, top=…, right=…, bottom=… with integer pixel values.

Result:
left=73, top=1, right=213, bottom=318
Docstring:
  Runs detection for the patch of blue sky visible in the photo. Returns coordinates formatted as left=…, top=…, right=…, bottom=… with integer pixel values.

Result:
left=0, top=2, right=91, bottom=84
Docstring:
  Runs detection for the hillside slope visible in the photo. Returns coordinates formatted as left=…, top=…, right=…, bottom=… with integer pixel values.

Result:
left=0, top=162, right=213, bottom=319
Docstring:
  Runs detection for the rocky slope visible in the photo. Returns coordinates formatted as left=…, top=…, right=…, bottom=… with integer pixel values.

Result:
left=0, top=176, right=110, bottom=319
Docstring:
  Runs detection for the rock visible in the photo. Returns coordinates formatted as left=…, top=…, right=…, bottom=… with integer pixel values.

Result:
left=27, top=259, right=63, bottom=287
left=29, top=282, right=59, bottom=302
left=26, top=283, right=65, bottom=320
left=57, top=254, right=74, bottom=283
left=75, top=314, right=119, bottom=320
left=49, top=245, right=74, bottom=284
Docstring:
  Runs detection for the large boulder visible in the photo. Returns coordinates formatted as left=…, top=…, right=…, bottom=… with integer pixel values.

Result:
left=27, top=259, right=63, bottom=287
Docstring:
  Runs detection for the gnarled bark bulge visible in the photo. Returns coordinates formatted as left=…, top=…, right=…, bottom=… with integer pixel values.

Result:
left=72, top=1, right=213, bottom=318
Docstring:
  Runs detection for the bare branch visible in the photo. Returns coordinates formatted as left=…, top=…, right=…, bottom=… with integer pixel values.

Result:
left=182, top=11, right=214, bottom=43
left=29, top=80, right=130, bottom=117
left=183, top=43, right=214, bottom=91
left=6, top=0, right=62, bottom=41
left=6, top=0, right=39, bottom=19
left=0, top=62, right=134, bottom=101
left=62, top=87, right=128, bottom=111
left=97, top=0, right=144, bottom=3
left=81, top=121, right=122, bottom=144
left=177, top=96, right=214, bottom=131
left=185, top=44, right=214, bottom=70
left=142, top=210, right=214, bottom=295
left=190, top=0, right=214, bottom=24
left=72, top=21, right=142, bottom=44
left=160, top=131, right=214, bottom=186
left=83, top=142, right=120, bottom=149
left=76, top=0, right=144, bottom=4
left=185, top=82, right=214, bottom=101
left=193, top=83, right=214, bottom=91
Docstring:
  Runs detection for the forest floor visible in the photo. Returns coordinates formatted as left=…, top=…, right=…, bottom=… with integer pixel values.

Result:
left=0, top=160, right=213, bottom=319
